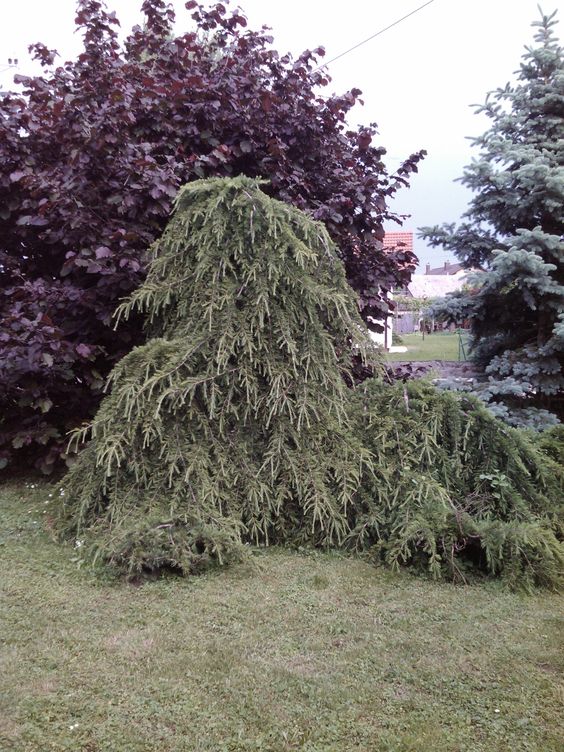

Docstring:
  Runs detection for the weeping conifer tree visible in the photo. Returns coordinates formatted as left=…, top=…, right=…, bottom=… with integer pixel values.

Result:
left=59, top=176, right=375, bottom=575
left=349, top=380, right=564, bottom=590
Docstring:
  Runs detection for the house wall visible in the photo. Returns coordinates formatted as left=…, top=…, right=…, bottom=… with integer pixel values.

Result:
left=368, top=314, right=393, bottom=349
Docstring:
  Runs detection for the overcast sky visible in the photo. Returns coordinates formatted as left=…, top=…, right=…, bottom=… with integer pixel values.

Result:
left=0, top=0, right=558, bottom=269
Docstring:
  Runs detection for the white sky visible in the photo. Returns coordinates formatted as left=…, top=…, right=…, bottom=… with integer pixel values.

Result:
left=0, top=0, right=559, bottom=268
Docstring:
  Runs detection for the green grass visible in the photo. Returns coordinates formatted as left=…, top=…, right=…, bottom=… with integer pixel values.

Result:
left=1, top=480, right=563, bottom=752
left=387, top=332, right=463, bottom=362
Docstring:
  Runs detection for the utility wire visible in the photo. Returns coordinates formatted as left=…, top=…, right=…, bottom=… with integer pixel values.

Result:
left=313, top=0, right=436, bottom=71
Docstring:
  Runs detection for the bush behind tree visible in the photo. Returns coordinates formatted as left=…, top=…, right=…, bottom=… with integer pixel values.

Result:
left=0, top=0, right=424, bottom=473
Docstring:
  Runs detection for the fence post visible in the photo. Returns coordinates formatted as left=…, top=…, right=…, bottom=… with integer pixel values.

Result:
left=457, top=328, right=467, bottom=362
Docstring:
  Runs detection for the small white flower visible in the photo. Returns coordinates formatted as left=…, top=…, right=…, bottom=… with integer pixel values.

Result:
left=75, top=540, right=84, bottom=549
left=48, top=493, right=53, bottom=498
left=494, top=709, right=500, bottom=714
left=69, top=722, right=79, bottom=730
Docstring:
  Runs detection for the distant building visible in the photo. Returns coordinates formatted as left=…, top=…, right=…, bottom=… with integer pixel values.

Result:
left=424, top=260, right=465, bottom=276
left=368, top=309, right=393, bottom=351
left=407, top=274, right=467, bottom=298
left=383, top=231, right=413, bottom=255
left=368, top=232, right=414, bottom=349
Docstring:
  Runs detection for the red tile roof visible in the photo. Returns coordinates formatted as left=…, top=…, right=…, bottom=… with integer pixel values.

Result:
left=383, top=231, right=413, bottom=252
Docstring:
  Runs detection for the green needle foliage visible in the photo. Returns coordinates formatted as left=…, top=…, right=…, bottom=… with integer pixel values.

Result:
left=58, top=176, right=562, bottom=589
left=420, top=10, right=564, bottom=427
left=349, top=380, right=564, bottom=590
left=59, top=176, right=375, bottom=575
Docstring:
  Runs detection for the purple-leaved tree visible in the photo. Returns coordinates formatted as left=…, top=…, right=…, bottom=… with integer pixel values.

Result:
left=0, top=0, right=424, bottom=472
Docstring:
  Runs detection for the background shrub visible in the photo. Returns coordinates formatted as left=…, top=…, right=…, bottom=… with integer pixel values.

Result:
left=0, top=0, right=423, bottom=473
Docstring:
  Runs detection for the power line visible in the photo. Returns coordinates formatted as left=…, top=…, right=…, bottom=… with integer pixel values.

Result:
left=313, top=0, right=436, bottom=72
left=0, top=60, right=19, bottom=75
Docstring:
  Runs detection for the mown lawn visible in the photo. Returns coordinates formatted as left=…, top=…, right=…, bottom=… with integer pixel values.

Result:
left=1, top=480, right=563, bottom=752
left=386, top=332, right=464, bottom=362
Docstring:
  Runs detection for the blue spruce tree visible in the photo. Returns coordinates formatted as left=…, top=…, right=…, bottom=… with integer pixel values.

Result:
left=421, top=9, right=564, bottom=428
